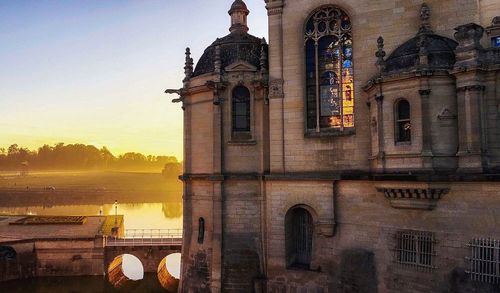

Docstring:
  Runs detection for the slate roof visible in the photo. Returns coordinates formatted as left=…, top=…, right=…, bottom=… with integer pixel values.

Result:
left=384, top=34, right=458, bottom=73
left=192, top=32, right=264, bottom=77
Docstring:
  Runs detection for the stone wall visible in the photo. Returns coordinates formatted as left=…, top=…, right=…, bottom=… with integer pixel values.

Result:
left=265, top=179, right=500, bottom=292
left=266, top=0, right=500, bottom=174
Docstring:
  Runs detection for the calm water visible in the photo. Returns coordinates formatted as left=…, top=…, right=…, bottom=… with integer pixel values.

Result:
left=0, top=171, right=183, bottom=230
left=0, top=202, right=183, bottom=230
left=0, top=275, right=169, bottom=293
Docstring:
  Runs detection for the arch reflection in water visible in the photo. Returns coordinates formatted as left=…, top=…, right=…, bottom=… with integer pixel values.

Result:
left=108, top=254, right=144, bottom=289
left=157, top=253, right=181, bottom=292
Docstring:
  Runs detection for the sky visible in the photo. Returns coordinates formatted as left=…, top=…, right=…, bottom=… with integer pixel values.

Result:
left=0, top=0, right=268, bottom=159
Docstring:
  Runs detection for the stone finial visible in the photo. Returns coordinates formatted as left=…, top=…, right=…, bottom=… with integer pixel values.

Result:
left=214, top=45, right=221, bottom=75
left=418, top=3, right=433, bottom=34
left=229, top=0, right=250, bottom=33
left=454, top=23, right=485, bottom=67
left=454, top=23, right=484, bottom=50
left=417, top=34, right=429, bottom=66
left=183, top=47, right=193, bottom=83
left=375, top=36, right=386, bottom=72
left=260, top=38, right=268, bottom=74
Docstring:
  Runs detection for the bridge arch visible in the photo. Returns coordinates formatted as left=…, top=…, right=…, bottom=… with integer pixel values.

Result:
left=157, top=252, right=181, bottom=292
left=107, top=254, right=144, bottom=289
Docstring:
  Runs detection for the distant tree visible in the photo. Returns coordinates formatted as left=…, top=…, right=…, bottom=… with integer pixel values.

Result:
left=0, top=143, right=178, bottom=172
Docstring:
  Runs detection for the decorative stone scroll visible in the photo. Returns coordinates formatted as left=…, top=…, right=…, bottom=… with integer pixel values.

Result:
left=377, top=187, right=449, bottom=210
left=268, top=79, right=284, bottom=99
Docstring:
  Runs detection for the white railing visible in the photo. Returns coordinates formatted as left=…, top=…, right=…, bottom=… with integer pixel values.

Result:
left=104, top=229, right=183, bottom=247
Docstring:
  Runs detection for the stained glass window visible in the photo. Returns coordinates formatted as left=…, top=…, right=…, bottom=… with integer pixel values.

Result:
left=305, top=6, right=354, bottom=131
left=232, top=86, right=251, bottom=132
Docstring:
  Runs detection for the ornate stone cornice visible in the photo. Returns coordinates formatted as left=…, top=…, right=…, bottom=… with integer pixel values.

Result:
left=265, top=0, right=283, bottom=16
left=456, top=85, right=486, bottom=92
left=377, top=187, right=449, bottom=210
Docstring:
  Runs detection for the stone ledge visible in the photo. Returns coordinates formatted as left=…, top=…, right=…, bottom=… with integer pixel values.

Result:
left=377, top=187, right=450, bottom=210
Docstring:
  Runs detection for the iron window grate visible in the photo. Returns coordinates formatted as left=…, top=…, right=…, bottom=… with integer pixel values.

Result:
left=394, top=230, right=435, bottom=270
left=467, top=238, right=500, bottom=284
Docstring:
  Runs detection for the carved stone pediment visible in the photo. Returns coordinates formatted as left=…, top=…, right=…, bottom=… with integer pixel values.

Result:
left=225, top=61, right=257, bottom=72
left=437, top=108, right=457, bottom=120
left=376, top=184, right=450, bottom=210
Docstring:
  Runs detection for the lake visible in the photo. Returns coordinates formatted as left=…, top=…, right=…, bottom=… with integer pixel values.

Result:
left=0, top=171, right=183, bottom=230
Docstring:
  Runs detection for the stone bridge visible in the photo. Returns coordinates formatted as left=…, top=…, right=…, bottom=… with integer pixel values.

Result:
left=103, top=229, right=182, bottom=273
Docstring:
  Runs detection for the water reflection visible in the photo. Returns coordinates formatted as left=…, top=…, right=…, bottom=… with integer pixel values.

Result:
left=0, top=275, right=167, bottom=292
left=0, top=202, right=182, bottom=230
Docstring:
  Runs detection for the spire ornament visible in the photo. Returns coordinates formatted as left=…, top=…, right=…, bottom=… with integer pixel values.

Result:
left=183, top=47, right=193, bottom=83
left=214, top=45, right=222, bottom=75
left=260, top=38, right=268, bottom=74
left=375, top=36, right=386, bottom=73
left=418, top=3, right=433, bottom=35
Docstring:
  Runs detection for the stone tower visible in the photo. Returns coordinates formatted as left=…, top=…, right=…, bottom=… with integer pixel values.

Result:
left=167, top=1, right=268, bottom=292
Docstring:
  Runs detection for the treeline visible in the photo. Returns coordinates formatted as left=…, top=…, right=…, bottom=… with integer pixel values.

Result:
left=0, top=143, right=182, bottom=175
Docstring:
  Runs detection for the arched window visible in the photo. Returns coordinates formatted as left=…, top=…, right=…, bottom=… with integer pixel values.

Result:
left=305, top=6, right=354, bottom=131
left=285, top=207, right=313, bottom=269
left=395, top=99, right=411, bottom=143
left=232, top=86, right=251, bottom=133
left=198, top=217, right=205, bottom=244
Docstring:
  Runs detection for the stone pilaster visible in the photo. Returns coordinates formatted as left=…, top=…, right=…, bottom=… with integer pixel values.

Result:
left=266, top=0, right=285, bottom=174
left=419, top=89, right=434, bottom=170
left=456, top=85, right=486, bottom=172
left=453, top=23, right=487, bottom=173
left=375, top=94, right=385, bottom=172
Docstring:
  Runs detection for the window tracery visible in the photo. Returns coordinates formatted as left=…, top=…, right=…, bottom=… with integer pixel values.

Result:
left=305, top=6, right=354, bottom=131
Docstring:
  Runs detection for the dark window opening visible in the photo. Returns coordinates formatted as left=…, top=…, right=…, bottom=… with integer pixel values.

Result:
left=232, top=86, right=251, bottom=133
left=395, top=99, right=411, bottom=143
left=198, top=217, right=205, bottom=244
left=285, top=207, right=313, bottom=269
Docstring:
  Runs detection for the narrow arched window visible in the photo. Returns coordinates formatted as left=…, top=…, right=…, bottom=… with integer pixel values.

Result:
left=232, top=86, right=251, bottom=133
left=395, top=99, right=411, bottom=143
left=198, top=217, right=205, bottom=244
left=285, top=207, right=313, bottom=269
left=305, top=6, right=354, bottom=131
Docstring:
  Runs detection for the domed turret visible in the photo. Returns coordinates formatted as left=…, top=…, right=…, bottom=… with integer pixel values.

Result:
left=191, top=0, right=266, bottom=77
left=229, top=0, right=249, bottom=33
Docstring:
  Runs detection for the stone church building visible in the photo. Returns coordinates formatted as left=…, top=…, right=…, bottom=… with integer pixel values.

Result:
left=167, top=0, right=500, bottom=292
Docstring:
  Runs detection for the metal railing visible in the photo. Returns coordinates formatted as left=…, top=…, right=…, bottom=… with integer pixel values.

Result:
left=467, top=238, right=500, bottom=284
left=104, top=229, right=182, bottom=247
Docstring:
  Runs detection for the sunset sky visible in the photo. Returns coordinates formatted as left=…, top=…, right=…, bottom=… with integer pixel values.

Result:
left=0, top=0, right=268, bottom=159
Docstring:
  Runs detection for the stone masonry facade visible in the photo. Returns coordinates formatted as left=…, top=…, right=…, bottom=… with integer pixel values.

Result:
left=167, top=0, right=500, bottom=292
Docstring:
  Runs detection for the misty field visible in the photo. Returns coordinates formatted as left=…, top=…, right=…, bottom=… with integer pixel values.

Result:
left=0, top=171, right=182, bottom=207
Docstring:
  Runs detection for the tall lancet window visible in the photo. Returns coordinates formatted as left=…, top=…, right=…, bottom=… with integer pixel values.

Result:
left=305, top=6, right=354, bottom=132
left=232, top=86, right=251, bottom=133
